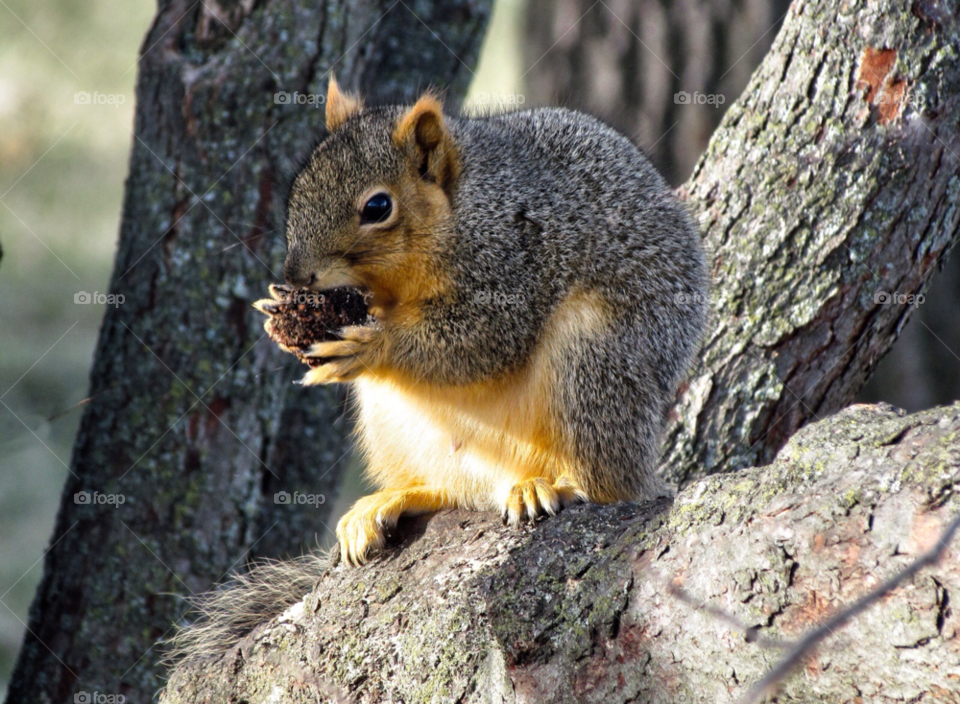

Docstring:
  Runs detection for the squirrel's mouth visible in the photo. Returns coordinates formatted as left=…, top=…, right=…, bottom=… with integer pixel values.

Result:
left=308, top=257, right=364, bottom=292
left=319, top=283, right=372, bottom=301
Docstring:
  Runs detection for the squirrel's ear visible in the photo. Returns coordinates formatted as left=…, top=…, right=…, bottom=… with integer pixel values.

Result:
left=326, top=74, right=363, bottom=132
left=392, top=93, right=460, bottom=190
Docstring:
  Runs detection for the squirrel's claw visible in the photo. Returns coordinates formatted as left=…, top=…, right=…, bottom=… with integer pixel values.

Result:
left=301, top=325, right=382, bottom=384
left=336, top=506, right=386, bottom=566
left=303, top=338, right=364, bottom=360
left=335, top=493, right=398, bottom=566
left=252, top=284, right=296, bottom=315
left=552, top=475, right=589, bottom=508
left=252, top=298, right=282, bottom=316
left=267, top=283, right=295, bottom=300
left=300, top=356, right=367, bottom=385
left=302, top=325, right=380, bottom=360
left=336, top=488, right=448, bottom=566
left=501, top=477, right=585, bottom=527
left=257, top=317, right=296, bottom=353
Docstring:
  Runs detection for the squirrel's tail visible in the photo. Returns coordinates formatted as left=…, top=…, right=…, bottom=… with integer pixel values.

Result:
left=164, top=551, right=335, bottom=665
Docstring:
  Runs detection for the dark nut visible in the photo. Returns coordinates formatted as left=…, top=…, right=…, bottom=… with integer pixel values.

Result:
left=253, top=284, right=371, bottom=367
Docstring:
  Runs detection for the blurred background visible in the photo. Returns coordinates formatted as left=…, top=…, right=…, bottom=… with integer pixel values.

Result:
left=1, top=0, right=957, bottom=695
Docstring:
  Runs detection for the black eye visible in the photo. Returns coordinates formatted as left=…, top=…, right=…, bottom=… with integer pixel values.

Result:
left=360, top=193, right=392, bottom=224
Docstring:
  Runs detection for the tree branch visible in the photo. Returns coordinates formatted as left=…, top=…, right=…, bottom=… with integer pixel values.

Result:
left=162, top=402, right=960, bottom=702
left=662, top=0, right=960, bottom=486
left=743, top=509, right=960, bottom=704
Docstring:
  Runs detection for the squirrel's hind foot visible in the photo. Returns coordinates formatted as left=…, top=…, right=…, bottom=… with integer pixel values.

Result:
left=500, top=476, right=586, bottom=527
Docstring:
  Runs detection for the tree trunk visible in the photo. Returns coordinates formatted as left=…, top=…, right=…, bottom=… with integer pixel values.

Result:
left=161, top=0, right=960, bottom=699
left=661, top=0, right=960, bottom=485
left=6, top=2, right=491, bottom=702
left=161, top=400, right=960, bottom=703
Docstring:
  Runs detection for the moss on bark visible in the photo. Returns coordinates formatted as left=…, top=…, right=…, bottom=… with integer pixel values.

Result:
left=163, top=402, right=960, bottom=702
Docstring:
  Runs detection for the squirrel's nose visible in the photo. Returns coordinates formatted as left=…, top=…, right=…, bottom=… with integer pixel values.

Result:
left=283, top=263, right=316, bottom=288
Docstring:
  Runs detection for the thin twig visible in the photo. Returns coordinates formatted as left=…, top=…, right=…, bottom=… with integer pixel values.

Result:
left=669, top=584, right=788, bottom=650
left=46, top=395, right=95, bottom=422
left=741, top=511, right=960, bottom=704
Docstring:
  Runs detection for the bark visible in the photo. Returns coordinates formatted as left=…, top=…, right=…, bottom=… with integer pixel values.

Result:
left=162, top=401, right=960, bottom=703
left=6, top=1, right=491, bottom=702
left=661, top=0, right=960, bottom=486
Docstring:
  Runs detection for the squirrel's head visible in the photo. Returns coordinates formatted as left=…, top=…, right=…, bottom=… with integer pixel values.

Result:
left=282, top=77, right=460, bottom=311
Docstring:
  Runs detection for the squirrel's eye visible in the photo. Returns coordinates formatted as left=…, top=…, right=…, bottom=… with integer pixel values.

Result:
left=360, top=193, right=392, bottom=224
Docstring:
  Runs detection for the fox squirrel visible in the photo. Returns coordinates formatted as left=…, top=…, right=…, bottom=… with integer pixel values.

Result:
left=168, top=78, right=707, bottom=665
left=278, top=77, right=707, bottom=565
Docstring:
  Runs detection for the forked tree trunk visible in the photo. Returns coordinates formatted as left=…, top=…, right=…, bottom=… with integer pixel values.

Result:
left=162, top=0, right=960, bottom=700
left=5, top=1, right=491, bottom=701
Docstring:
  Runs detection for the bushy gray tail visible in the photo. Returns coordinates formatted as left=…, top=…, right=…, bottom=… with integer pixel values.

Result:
left=165, top=551, right=335, bottom=665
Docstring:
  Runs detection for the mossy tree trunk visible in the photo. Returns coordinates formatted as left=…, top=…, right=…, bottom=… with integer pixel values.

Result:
left=162, top=0, right=960, bottom=700
left=662, top=0, right=960, bottom=485
left=5, top=1, right=491, bottom=702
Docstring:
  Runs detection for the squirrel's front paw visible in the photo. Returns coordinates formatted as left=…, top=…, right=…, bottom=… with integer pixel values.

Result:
left=336, top=495, right=390, bottom=567
left=336, top=488, right=447, bottom=566
left=501, top=476, right=587, bottom=527
left=301, top=325, right=382, bottom=384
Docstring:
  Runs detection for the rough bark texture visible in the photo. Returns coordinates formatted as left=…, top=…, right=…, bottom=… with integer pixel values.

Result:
left=162, top=401, right=960, bottom=702
left=6, top=1, right=491, bottom=702
left=662, top=0, right=960, bottom=486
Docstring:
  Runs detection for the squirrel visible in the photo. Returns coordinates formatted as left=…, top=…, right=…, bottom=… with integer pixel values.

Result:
left=167, top=77, right=708, bottom=664
left=276, top=77, right=709, bottom=566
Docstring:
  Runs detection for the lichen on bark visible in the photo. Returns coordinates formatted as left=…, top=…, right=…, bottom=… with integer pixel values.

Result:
left=162, top=402, right=960, bottom=703
left=661, top=0, right=960, bottom=486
